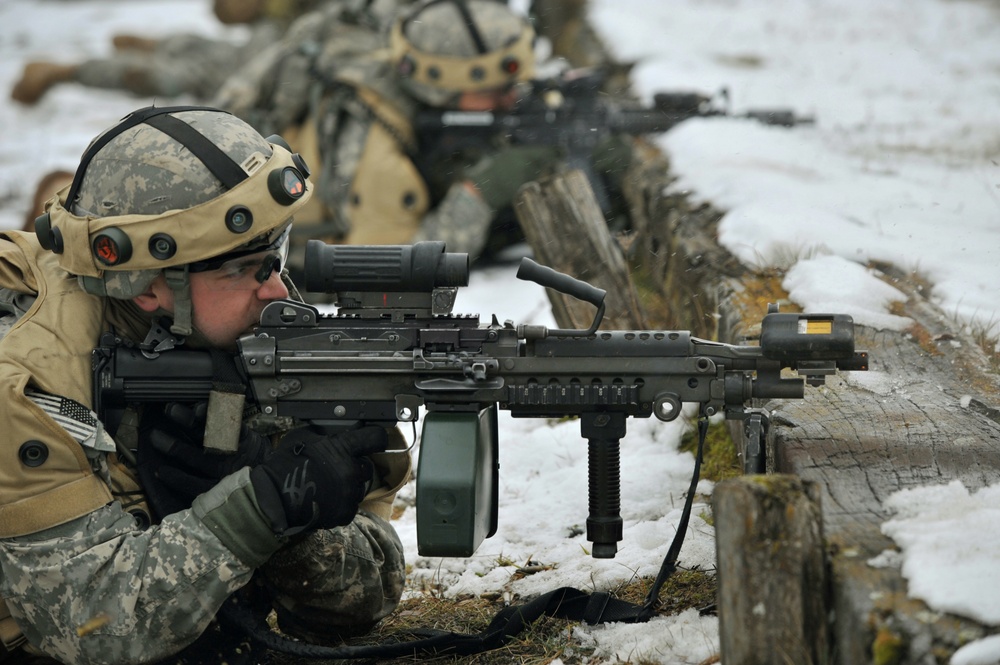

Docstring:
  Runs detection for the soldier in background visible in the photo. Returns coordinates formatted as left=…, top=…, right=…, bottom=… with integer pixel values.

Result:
left=212, top=0, right=414, bottom=288
left=218, top=0, right=634, bottom=269
left=17, top=0, right=634, bottom=273
left=10, top=0, right=325, bottom=106
left=529, top=0, right=614, bottom=70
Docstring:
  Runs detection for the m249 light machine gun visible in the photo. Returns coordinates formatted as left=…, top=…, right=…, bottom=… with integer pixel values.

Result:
left=94, top=241, right=866, bottom=560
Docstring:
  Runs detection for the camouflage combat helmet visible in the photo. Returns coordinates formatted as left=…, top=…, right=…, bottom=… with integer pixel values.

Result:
left=35, top=105, right=312, bottom=335
left=390, top=0, right=536, bottom=107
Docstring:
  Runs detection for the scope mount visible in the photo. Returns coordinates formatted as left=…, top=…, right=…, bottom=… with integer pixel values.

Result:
left=334, top=287, right=460, bottom=318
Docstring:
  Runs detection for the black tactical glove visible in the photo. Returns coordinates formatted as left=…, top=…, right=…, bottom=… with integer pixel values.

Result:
left=466, top=144, right=563, bottom=210
left=138, top=402, right=271, bottom=518
left=249, top=426, right=389, bottom=536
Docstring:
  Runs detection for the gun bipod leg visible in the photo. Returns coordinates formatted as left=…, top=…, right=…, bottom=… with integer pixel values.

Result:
left=580, top=412, right=627, bottom=559
left=741, top=409, right=770, bottom=475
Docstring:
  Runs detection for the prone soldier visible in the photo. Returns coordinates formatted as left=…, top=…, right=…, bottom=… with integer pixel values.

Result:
left=0, top=106, right=410, bottom=663
left=10, top=0, right=326, bottom=106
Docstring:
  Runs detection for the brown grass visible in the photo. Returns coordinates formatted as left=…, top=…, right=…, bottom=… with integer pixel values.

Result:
left=266, top=568, right=718, bottom=664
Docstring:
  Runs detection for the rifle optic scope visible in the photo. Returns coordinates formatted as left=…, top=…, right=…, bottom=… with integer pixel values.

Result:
left=303, top=240, right=469, bottom=293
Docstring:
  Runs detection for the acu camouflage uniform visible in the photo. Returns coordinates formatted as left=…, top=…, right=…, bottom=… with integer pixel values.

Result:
left=0, top=108, right=409, bottom=664
left=219, top=0, right=637, bottom=267
left=63, top=1, right=332, bottom=102
left=215, top=0, right=413, bottom=288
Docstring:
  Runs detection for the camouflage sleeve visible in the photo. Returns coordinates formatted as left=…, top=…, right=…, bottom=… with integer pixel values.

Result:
left=0, top=469, right=278, bottom=665
left=217, top=4, right=395, bottom=150
left=412, top=181, right=495, bottom=259
left=213, top=11, right=330, bottom=135
left=260, top=511, right=406, bottom=643
left=315, top=95, right=370, bottom=237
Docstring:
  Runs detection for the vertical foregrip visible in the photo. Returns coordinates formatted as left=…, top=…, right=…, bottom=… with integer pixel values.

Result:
left=581, top=412, right=627, bottom=559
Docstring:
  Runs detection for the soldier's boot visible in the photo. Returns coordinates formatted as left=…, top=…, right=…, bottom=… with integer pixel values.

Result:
left=10, top=62, right=79, bottom=105
left=111, top=34, right=161, bottom=53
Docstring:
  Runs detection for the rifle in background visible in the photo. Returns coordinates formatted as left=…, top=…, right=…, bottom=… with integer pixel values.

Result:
left=415, top=69, right=814, bottom=213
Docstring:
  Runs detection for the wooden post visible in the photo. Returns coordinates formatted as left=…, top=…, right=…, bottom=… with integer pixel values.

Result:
left=513, top=169, right=648, bottom=330
left=713, top=475, right=830, bottom=665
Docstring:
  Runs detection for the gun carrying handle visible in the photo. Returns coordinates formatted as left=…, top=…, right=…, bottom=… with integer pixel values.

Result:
left=516, top=258, right=607, bottom=335
left=517, top=258, right=606, bottom=308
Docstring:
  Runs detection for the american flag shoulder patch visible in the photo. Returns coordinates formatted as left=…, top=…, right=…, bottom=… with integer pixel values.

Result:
left=25, top=389, right=115, bottom=452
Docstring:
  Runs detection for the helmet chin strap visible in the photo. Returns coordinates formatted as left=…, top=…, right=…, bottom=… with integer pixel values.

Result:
left=144, top=303, right=215, bottom=354
left=163, top=265, right=194, bottom=337
left=152, top=263, right=302, bottom=350
left=139, top=315, right=186, bottom=355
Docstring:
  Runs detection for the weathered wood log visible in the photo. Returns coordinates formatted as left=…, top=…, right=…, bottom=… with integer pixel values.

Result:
left=507, top=77, right=1000, bottom=661
left=713, top=475, right=830, bottom=665
left=638, top=166, right=1000, bottom=661
left=714, top=264, right=1000, bottom=663
left=625, top=159, right=742, bottom=335
left=514, top=169, right=648, bottom=330
left=527, top=0, right=612, bottom=71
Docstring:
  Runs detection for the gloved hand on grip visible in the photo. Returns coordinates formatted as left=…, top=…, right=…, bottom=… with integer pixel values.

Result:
left=465, top=144, right=563, bottom=211
left=138, top=402, right=272, bottom=517
left=250, top=426, right=389, bottom=536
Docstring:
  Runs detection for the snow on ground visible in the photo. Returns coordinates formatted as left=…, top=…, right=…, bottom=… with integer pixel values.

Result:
left=2, top=0, right=999, bottom=662
left=589, top=0, right=1000, bottom=660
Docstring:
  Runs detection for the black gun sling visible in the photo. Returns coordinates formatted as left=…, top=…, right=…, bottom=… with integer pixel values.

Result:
left=223, top=417, right=710, bottom=660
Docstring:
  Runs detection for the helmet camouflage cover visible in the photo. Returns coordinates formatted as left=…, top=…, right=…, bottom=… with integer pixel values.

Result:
left=390, top=0, right=536, bottom=106
left=36, top=106, right=312, bottom=299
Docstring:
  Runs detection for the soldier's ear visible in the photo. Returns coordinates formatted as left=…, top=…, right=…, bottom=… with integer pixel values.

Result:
left=132, top=290, right=160, bottom=313
left=132, top=274, right=170, bottom=312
